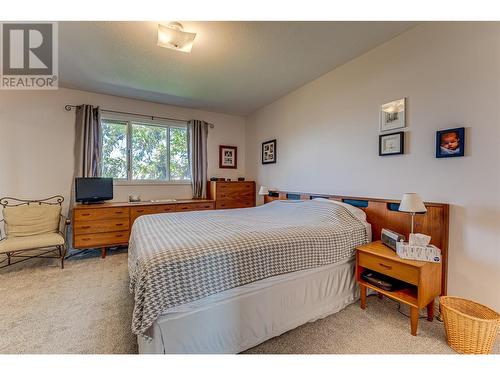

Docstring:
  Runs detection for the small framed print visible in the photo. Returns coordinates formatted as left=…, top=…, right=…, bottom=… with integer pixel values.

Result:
left=436, top=127, right=465, bottom=158
left=219, top=145, right=237, bottom=169
left=380, top=98, right=406, bottom=132
left=262, top=139, right=277, bottom=164
left=379, top=131, right=404, bottom=156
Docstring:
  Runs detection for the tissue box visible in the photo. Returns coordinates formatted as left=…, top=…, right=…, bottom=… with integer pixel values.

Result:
left=409, top=233, right=431, bottom=247
left=396, top=241, right=442, bottom=263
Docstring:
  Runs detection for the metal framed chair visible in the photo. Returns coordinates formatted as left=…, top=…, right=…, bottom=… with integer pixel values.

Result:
left=0, top=196, right=70, bottom=269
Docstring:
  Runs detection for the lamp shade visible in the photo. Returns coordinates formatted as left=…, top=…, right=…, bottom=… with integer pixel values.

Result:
left=399, top=193, right=427, bottom=213
left=158, top=22, right=196, bottom=53
left=258, top=186, right=269, bottom=195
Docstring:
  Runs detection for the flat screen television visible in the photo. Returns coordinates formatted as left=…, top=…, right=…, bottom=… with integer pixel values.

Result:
left=75, top=177, right=113, bottom=204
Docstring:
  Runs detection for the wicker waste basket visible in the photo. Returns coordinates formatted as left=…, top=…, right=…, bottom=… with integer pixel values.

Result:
left=440, top=296, right=500, bottom=354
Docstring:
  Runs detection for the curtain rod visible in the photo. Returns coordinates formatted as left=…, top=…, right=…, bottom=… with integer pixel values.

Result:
left=64, top=105, right=215, bottom=128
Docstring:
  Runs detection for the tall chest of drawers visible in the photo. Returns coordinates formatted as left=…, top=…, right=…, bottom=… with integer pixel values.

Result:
left=208, top=181, right=256, bottom=209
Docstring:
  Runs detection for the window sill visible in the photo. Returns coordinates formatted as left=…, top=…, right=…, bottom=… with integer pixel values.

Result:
left=113, top=181, right=192, bottom=187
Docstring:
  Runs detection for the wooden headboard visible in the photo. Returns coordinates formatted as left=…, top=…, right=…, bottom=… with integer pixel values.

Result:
left=265, top=191, right=449, bottom=295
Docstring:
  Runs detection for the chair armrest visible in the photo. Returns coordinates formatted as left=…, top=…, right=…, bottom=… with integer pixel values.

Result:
left=58, top=214, right=71, bottom=241
left=0, top=219, right=5, bottom=241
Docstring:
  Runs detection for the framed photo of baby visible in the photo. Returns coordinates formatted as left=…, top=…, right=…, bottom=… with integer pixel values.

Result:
left=436, top=127, right=465, bottom=158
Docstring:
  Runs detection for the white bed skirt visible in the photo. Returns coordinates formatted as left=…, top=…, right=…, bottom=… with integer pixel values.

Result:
left=137, top=256, right=359, bottom=354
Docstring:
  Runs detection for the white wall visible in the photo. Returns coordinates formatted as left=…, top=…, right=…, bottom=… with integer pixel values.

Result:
left=246, top=23, right=500, bottom=310
left=0, top=87, right=246, bottom=214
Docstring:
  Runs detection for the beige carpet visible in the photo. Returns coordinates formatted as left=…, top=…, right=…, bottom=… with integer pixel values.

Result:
left=1, top=250, right=498, bottom=354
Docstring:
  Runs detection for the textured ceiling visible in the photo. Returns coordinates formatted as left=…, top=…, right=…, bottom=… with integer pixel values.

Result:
left=59, top=22, right=417, bottom=115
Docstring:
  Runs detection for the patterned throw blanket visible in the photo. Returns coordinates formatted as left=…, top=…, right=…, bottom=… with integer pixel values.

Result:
left=128, top=199, right=369, bottom=338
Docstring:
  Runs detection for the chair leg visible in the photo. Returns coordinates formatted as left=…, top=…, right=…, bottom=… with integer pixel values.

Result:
left=60, top=246, right=66, bottom=269
left=7, top=252, right=11, bottom=265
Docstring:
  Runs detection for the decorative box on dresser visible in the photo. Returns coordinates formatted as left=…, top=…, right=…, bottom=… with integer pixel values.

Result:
left=208, top=181, right=256, bottom=209
left=72, top=199, right=215, bottom=258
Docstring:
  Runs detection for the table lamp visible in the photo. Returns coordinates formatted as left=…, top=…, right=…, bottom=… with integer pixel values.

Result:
left=258, top=186, right=269, bottom=195
left=398, top=193, right=427, bottom=233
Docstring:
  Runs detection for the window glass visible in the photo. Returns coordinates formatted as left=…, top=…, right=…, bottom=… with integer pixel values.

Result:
left=101, top=120, right=128, bottom=179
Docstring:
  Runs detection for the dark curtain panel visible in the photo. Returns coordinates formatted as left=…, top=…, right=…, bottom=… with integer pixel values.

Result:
left=74, top=105, right=102, bottom=178
left=188, top=120, right=209, bottom=199
left=70, top=105, right=102, bottom=207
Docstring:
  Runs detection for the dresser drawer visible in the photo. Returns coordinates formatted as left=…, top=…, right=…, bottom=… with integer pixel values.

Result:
left=74, top=207, right=129, bottom=221
left=130, top=206, right=160, bottom=216
left=74, top=231, right=130, bottom=248
left=216, top=199, right=254, bottom=209
left=155, top=204, right=178, bottom=213
left=130, top=204, right=178, bottom=222
left=130, top=206, right=160, bottom=224
left=73, top=218, right=129, bottom=235
left=358, top=252, right=420, bottom=285
left=177, top=202, right=214, bottom=212
left=217, top=182, right=254, bottom=191
left=217, top=190, right=254, bottom=200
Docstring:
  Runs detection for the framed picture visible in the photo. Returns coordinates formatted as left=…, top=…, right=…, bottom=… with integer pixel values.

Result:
left=436, top=127, right=465, bottom=158
left=219, top=145, right=237, bottom=169
left=262, top=139, right=277, bottom=164
left=380, top=98, right=406, bottom=132
left=379, top=131, right=404, bottom=156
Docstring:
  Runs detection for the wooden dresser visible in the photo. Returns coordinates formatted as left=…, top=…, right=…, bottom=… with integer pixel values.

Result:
left=73, top=199, right=215, bottom=258
left=208, top=181, right=256, bottom=209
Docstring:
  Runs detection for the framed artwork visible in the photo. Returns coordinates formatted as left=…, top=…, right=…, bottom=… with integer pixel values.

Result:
left=379, top=131, right=404, bottom=156
left=219, top=145, right=237, bottom=169
left=380, top=98, right=406, bottom=132
left=262, top=139, right=277, bottom=164
left=436, top=127, right=465, bottom=158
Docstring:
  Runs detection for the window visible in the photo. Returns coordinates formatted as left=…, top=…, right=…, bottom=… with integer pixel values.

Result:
left=100, top=116, right=190, bottom=183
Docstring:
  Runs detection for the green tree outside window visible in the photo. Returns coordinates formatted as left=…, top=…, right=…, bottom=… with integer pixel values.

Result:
left=101, top=119, right=190, bottom=182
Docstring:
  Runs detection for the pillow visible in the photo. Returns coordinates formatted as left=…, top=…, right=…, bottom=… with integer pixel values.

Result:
left=3, top=204, right=61, bottom=237
left=312, top=197, right=367, bottom=222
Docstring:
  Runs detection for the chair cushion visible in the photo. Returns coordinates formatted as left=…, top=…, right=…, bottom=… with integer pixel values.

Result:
left=3, top=204, right=61, bottom=237
left=0, top=233, right=65, bottom=253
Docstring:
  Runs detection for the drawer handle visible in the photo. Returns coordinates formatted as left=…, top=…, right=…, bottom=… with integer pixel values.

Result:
left=82, top=238, right=91, bottom=241
left=81, top=226, right=91, bottom=229
left=116, top=234, right=123, bottom=238
left=379, top=263, right=392, bottom=270
left=115, top=211, right=123, bottom=214
left=116, top=223, right=124, bottom=227
left=137, top=210, right=144, bottom=213
left=81, top=213, right=90, bottom=217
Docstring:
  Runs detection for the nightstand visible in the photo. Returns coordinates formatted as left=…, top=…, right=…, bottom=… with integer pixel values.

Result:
left=355, top=240, right=442, bottom=336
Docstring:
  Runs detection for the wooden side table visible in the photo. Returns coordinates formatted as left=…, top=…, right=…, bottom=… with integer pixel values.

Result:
left=355, top=241, right=442, bottom=336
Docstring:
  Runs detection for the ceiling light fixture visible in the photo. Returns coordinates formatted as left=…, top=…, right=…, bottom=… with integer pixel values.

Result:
left=157, top=22, right=196, bottom=53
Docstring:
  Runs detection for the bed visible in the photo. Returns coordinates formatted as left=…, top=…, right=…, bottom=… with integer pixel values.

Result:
left=129, top=198, right=371, bottom=353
